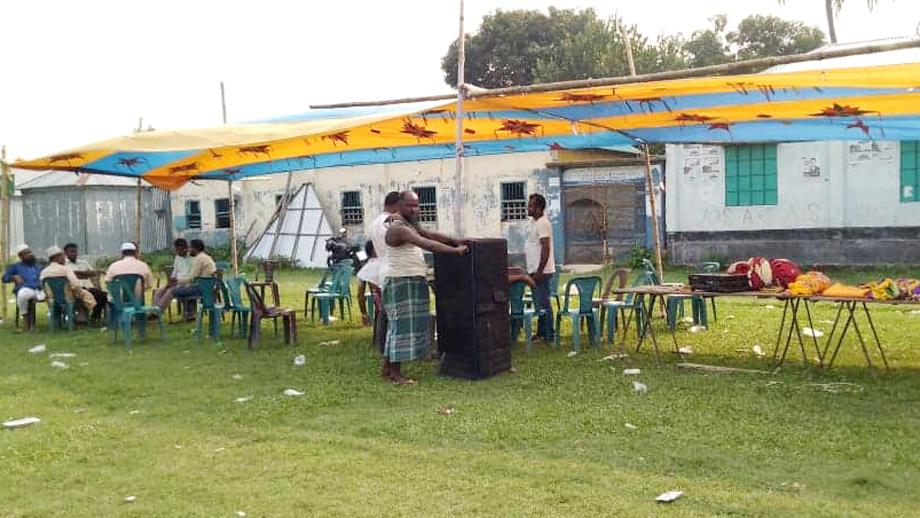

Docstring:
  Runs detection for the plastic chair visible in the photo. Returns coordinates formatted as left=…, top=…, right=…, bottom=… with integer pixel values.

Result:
left=42, top=277, right=75, bottom=331
left=245, top=281, right=297, bottom=348
left=194, top=277, right=223, bottom=341
left=509, top=281, right=539, bottom=352
left=665, top=262, right=720, bottom=330
left=222, top=276, right=252, bottom=339
left=555, top=276, right=602, bottom=352
left=304, top=268, right=335, bottom=317
left=593, top=269, right=629, bottom=343
left=107, top=274, right=164, bottom=346
left=364, top=292, right=376, bottom=327
left=523, top=264, right=563, bottom=311
left=310, top=264, right=354, bottom=324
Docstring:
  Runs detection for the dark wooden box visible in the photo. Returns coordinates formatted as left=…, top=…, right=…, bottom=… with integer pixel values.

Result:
left=688, top=273, right=749, bottom=293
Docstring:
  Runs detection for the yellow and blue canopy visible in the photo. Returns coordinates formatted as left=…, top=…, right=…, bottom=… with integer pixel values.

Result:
left=14, top=63, right=920, bottom=190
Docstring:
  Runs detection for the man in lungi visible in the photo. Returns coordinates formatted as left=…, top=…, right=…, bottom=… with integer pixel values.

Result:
left=383, top=190, right=467, bottom=384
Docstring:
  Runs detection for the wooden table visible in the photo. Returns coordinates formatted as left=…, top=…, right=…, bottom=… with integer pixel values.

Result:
left=610, top=287, right=912, bottom=370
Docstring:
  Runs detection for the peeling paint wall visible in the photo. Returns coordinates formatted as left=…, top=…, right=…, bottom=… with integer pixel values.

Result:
left=172, top=152, right=557, bottom=259
left=665, top=141, right=920, bottom=264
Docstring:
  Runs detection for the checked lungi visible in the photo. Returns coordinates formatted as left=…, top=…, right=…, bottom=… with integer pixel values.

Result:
left=383, top=276, right=430, bottom=363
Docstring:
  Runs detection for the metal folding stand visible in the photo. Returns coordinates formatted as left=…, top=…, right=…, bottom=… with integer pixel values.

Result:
left=621, top=292, right=679, bottom=362
left=771, top=297, right=824, bottom=369
left=822, top=300, right=889, bottom=370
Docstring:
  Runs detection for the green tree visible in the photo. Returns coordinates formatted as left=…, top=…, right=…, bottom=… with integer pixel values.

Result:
left=683, top=15, right=732, bottom=68
left=728, top=15, right=825, bottom=60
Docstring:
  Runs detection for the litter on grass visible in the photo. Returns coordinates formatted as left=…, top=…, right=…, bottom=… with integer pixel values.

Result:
left=232, top=374, right=244, bottom=380
left=803, top=382, right=864, bottom=394
left=625, top=423, right=638, bottom=430
left=236, top=512, right=247, bottom=517
left=678, top=346, right=694, bottom=355
left=802, top=327, right=824, bottom=338
left=681, top=317, right=694, bottom=324
left=3, top=417, right=41, bottom=429
left=234, top=397, right=252, bottom=403
left=764, top=305, right=776, bottom=310
left=909, top=310, right=920, bottom=316
left=128, top=410, right=141, bottom=415
left=28, top=344, right=46, bottom=354
left=123, top=496, right=136, bottom=504
left=436, top=406, right=456, bottom=416
left=656, top=491, right=683, bottom=503
left=283, top=389, right=304, bottom=397
left=623, top=368, right=641, bottom=376
left=688, top=325, right=706, bottom=333
left=632, top=381, right=648, bottom=394
left=50, top=361, right=69, bottom=369
left=49, top=352, right=77, bottom=358
left=293, top=355, right=306, bottom=367
left=318, top=340, right=341, bottom=347
left=600, top=353, right=628, bottom=361
left=753, top=345, right=766, bottom=357
left=567, top=351, right=578, bottom=358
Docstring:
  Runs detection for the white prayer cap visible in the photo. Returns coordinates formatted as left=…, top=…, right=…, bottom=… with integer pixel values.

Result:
left=46, top=246, right=63, bottom=259
left=121, top=242, right=137, bottom=252
left=15, top=244, right=30, bottom=255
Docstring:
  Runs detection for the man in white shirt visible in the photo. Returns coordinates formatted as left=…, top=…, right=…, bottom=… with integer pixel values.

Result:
left=366, top=191, right=400, bottom=367
left=525, top=193, right=556, bottom=342
left=63, top=243, right=107, bottom=322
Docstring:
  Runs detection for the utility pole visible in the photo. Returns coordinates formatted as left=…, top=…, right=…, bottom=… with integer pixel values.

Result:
left=134, top=117, right=143, bottom=249
left=1, top=145, right=10, bottom=321
left=453, top=0, right=465, bottom=237
left=222, top=81, right=239, bottom=275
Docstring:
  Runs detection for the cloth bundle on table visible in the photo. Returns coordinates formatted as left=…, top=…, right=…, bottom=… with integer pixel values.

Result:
left=787, top=271, right=832, bottom=297
left=822, top=283, right=870, bottom=299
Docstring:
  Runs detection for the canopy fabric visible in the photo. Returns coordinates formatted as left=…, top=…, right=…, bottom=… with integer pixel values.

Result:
left=15, top=63, right=920, bottom=190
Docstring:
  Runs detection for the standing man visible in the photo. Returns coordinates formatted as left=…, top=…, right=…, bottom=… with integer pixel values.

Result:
left=40, top=246, right=97, bottom=319
left=63, top=243, right=107, bottom=322
left=383, top=190, right=467, bottom=385
left=526, top=193, right=556, bottom=343
left=153, top=239, right=196, bottom=319
left=2, top=244, right=44, bottom=330
left=105, top=243, right=156, bottom=298
left=367, top=191, right=400, bottom=368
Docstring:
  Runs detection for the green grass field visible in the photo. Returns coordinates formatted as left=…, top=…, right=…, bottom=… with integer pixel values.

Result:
left=2, top=267, right=920, bottom=517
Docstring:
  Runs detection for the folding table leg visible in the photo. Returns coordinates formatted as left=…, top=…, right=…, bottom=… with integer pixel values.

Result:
left=802, top=299, right=824, bottom=367
left=772, top=298, right=791, bottom=364
left=861, top=302, right=889, bottom=370
left=821, top=302, right=846, bottom=361
left=826, top=304, right=855, bottom=368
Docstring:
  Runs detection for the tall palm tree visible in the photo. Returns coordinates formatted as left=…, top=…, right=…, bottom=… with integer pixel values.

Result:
left=780, top=0, right=881, bottom=43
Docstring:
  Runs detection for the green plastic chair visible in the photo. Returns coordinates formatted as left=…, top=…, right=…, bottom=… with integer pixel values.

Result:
left=509, top=281, right=539, bottom=352
left=222, top=276, right=252, bottom=339
left=42, top=276, right=75, bottom=331
left=665, top=262, right=720, bottom=330
left=523, top=264, right=563, bottom=312
left=107, top=274, right=164, bottom=346
left=555, top=276, right=601, bottom=352
left=311, top=265, right=354, bottom=324
left=194, top=277, right=223, bottom=341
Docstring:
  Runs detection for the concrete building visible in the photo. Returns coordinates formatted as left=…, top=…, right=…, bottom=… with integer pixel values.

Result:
left=172, top=148, right=665, bottom=266
left=665, top=39, right=920, bottom=266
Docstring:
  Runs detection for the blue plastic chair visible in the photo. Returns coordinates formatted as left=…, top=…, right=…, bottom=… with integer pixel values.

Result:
left=222, top=276, right=252, bottom=339
left=523, top=264, right=563, bottom=312
left=194, top=277, right=223, bottom=341
left=555, top=276, right=602, bottom=352
left=665, top=262, right=720, bottom=330
left=107, top=274, right=164, bottom=346
left=509, top=281, right=539, bottom=352
left=311, top=265, right=354, bottom=324
left=42, top=276, right=75, bottom=331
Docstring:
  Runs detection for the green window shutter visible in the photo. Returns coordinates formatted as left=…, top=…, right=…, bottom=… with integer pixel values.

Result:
left=724, top=144, right=778, bottom=207
left=902, top=142, right=920, bottom=202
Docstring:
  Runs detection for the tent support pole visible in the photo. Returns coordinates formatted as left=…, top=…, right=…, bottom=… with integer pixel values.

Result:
left=228, top=180, right=239, bottom=275
left=268, top=171, right=294, bottom=258
left=1, top=146, right=9, bottom=321
left=135, top=178, right=142, bottom=248
left=453, top=0, right=465, bottom=237
left=643, top=144, right=664, bottom=285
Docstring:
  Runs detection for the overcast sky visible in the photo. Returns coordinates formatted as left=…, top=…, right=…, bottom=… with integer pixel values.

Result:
left=1, top=0, right=917, bottom=159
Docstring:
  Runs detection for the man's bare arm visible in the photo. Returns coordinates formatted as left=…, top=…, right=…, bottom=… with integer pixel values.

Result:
left=387, top=225, right=465, bottom=255
left=416, top=226, right=461, bottom=246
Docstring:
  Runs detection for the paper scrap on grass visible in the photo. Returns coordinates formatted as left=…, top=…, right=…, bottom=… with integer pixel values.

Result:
left=49, top=353, right=77, bottom=358
left=283, top=389, right=304, bottom=397
left=689, top=325, right=706, bottom=333
left=656, top=490, right=683, bottom=503
left=600, top=353, right=628, bottom=361
left=567, top=351, right=578, bottom=358
left=802, top=327, right=824, bottom=338
left=232, top=374, right=243, bottom=380
left=623, top=368, right=641, bottom=376
left=234, top=397, right=252, bottom=403
left=625, top=422, right=638, bottom=430
left=753, top=345, right=765, bottom=357
left=678, top=346, right=693, bottom=355
left=123, top=496, right=136, bottom=503
left=318, top=340, right=341, bottom=347
left=28, top=344, right=47, bottom=354
left=632, top=381, right=648, bottom=394
left=293, top=355, right=306, bottom=366
left=51, top=361, right=69, bottom=369
left=3, top=417, right=41, bottom=429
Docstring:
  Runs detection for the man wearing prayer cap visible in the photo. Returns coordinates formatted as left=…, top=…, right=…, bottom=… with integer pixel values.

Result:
left=39, top=245, right=97, bottom=323
left=105, top=242, right=155, bottom=297
left=2, top=244, right=44, bottom=330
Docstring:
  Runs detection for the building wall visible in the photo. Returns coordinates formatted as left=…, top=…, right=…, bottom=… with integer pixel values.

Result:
left=665, top=141, right=920, bottom=264
left=173, top=152, right=561, bottom=265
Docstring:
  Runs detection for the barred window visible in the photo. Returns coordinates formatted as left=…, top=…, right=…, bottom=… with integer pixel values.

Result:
left=185, top=200, right=201, bottom=229
left=214, top=198, right=231, bottom=229
left=341, top=191, right=364, bottom=225
left=413, top=186, right=438, bottom=223
left=501, top=182, right=527, bottom=221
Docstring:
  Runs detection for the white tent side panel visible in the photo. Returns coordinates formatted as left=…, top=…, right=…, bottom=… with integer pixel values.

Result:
left=244, top=183, right=333, bottom=268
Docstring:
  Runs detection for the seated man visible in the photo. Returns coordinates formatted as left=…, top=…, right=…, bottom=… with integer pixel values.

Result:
left=105, top=242, right=155, bottom=298
left=155, top=239, right=216, bottom=316
left=40, top=246, right=97, bottom=321
left=2, top=244, right=44, bottom=330
left=152, top=239, right=196, bottom=320
left=63, top=243, right=107, bottom=322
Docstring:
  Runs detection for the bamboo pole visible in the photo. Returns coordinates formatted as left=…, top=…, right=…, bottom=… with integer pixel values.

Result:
left=310, top=38, right=920, bottom=109
left=620, top=23, right=637, bottom=77
left=643, top=145, right=664, bottom=285
left=1, top=146, right=9, bottom=321
left=454, top=0, right=466, bottom=237
left=135, top=178, right=142, bottom=248
left=268, top=171, right=294, bottom=258
left=222, top=81, right=239, bottom=275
